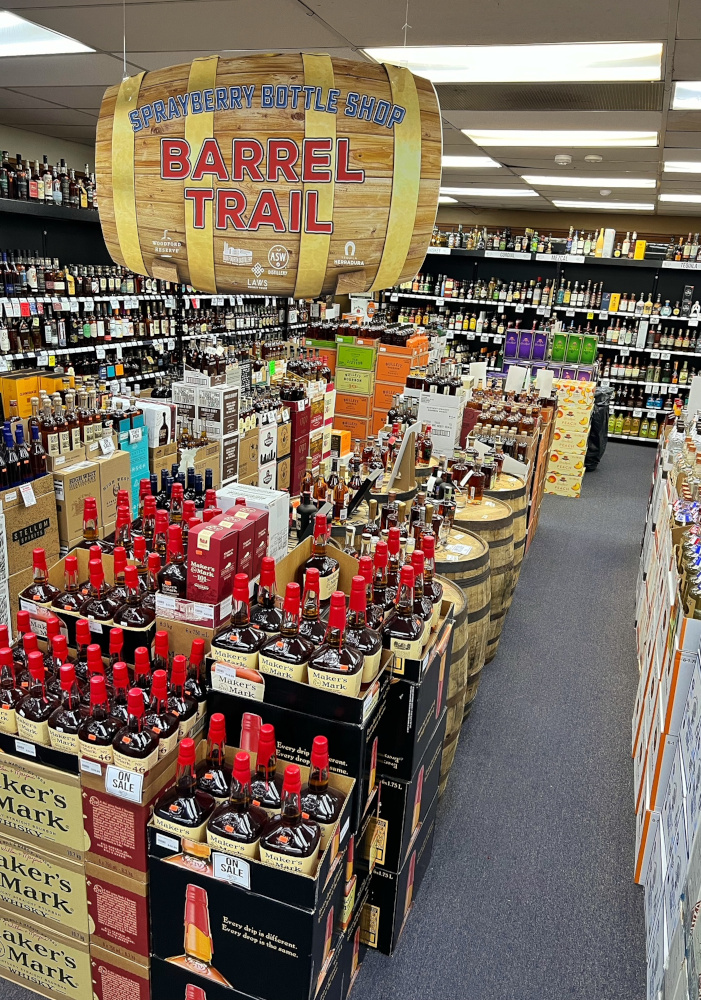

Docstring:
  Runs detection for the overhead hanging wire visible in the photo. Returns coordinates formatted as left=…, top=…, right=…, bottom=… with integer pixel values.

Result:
left=402, top=0, right=411, bottom=47
left=122, top=0, right=128, bottom=79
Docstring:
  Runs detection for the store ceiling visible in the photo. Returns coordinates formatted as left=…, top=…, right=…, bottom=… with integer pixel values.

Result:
left=1, top=0, right=701, bottom=215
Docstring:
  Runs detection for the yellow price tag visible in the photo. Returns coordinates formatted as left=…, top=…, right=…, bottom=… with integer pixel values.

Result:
left=48, top=355, right=56, bottom=366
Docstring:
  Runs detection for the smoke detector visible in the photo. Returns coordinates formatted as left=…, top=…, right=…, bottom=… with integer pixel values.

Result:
left=554, top=154, right=572, bottom=166
left=585, top=154, right=603, bottom=163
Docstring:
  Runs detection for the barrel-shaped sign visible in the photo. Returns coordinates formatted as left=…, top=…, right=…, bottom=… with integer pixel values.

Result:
left=96, top=53, right=442, bottom=297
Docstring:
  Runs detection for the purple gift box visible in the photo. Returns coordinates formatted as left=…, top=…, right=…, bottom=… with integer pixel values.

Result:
left=504, top=329, right=519, bottom=360
left=531, top=331, right=548, bottom=361
left=517, top=330, right=533, bottom=360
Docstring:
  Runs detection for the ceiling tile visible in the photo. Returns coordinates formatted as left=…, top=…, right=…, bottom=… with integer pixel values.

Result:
left=677, top=0, right=701, bottom=39
left=19, top=124, right=97, bottom=141
left=0, top=54, right=144, bottom=88
left=441, top=110, right=662, bottom=130
left=122, top=46, right=364, bottom=71
left=0, top=108, right=97, bottom=126
left=12, top=85, right=109, bottom=109
left=0, top=89, right=61, bottom=110
left=673, top=39, right=701, bottom=79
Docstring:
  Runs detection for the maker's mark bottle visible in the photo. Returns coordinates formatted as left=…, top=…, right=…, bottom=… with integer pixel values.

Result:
left=259, top=764, right=321, bottom=875
left=153, top=737, right=215, bottom=841
left=206, top=750, right=268, bottom=858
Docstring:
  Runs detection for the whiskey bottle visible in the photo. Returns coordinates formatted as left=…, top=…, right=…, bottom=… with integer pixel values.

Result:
left=79, top=642, right=112, bottom=707
left=113, top=687, right=160, bottom=773
left=73, top=618, right=91, bottom=683
left=308, top=591, right=364, bottom=697
left=109, top=661, right=130, bottom=723
left=0, top=647, right=22, bottom=734
left=166, top=884, right=231, bottom=986
left=373, top=538, right=394, bottom=614
left=17, top=651, right=58, bottom=745
left=249, top=557, right=283, bottom=634
left=386, top=527, right=402, bottom=605
left=298, top=568, right=327, bottom=645
left=144, top=669, right=179, bottom=757
left=259, top=582, right=314, bottom=682
left=168, top=655, right=197, bottom=738
left=107, top=627, right=124, bottom=677
left=20, top=548, right=59, bottom=605
left=78, top=675, right=120, bottom=762
left=259, top=764, right=321, bottom=874
left=358, top=554, right=383, bottom=630
left=51, top=554, right=83, bottom=612
left=196, top=712, right=232, bottom=802
left=154, top=510, right=169, bottom=562
left=410, top=550, right=434, bottom=644
left=304, top=514, right=340, bottom=603
left=46, top=634, right=73, bottom=698
left=382, top=566, right=425, bottom=659
left=153, top=737, right=215, bottom=840
left=132, top=535, right=149, bottom=592
left=420, top=534, right=443, bottom=628
left=16, top=631, right=38, bottom=692
left=80, top=558, right=121, bottom=620
left=206, top=750, right=268, bottom=858
left=111, top=546, right=129, bottom=603
left=11, top=611, right=30, bottom=668
left=249, top=723, right=284, bottom=815
left=43, top=615, right=61, bottom=672
left=152, top=630, right=170, bottom=674
left=141, top=552, right=161, bottom=613
left=212, top=572, right=266, bottom=667
left=114, top=566, right=156, bottom=627
left=78, top=497, right=111, bottom=553
left=133, top=646, right=152, bottom=706
left=184, top=639, right=207, bottom=719
left=301, top=735, right=344, bottom=848
left=48, top=664, right=84, bottom=754
left=345, top=575, right=383, bottom=684
left=158, top=524, right=187, bottom=598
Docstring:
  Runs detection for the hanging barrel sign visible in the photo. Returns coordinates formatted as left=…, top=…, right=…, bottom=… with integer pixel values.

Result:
left=96, top=53, right=442, bottom=297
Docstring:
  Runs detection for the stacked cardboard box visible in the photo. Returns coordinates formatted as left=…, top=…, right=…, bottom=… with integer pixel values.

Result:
left=53, top=449, right=131, bottom=550
left=172, top=382, right=239, bottom=487
left=333, top=339, right=378, bottom=444
left=544, top=380, right=595, bottom=498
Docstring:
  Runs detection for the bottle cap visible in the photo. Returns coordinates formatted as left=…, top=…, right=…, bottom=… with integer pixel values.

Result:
left=32, top=548, right=47, bottom=570
left=0, top=647, right=12, bottom=670
left=311, top=735, right=329, bottom=771
left=113, top=546, right=127, bottom=573
left=28, top=649, right=44, bottom=681
left=171, top=483, right=184, bottom=502
left=52, top=634, right=67, bottom=658
left=204, top=489, right=217, bottom=508
left=76, top=618, right=90, bottom=646
left=139, top=479, right=150, bottom=498
left=143, top=496, right=156, bottom=516
left=399, top=565, right=415, bottom=588
left=64, top=554, right=78, bottom=575
left=45, top=616, right=60, bottom=641
left=109, top=627, right=123, bottom=653
left=202, top=509, right=218, bottom=522
left=208, top=712, right=226, bottom=744
left=148, top=552, right=161, bottom=572
left=87, top=644, right=103, bottom=674
left=421, top=534, right=435, bottom=559
left=283, top=582, right=301, bottom=615
left=112, top=661, right=129, bottom=688
left=167, top=523, right=183, bottom=556
left=235, top=498, right=247, bottom=507
left=171, top=654, right=187, bottom=685
left=23, top=631, right=38, bottom=653
left=151, top=668, right=168, bottom=699
left=259, top=557, right=276, bottom=588
left=183, top=500, right=197, bottom=521
left=155, top=510, right=169, bottom=533
left=116, top=489, right=130, bottom=508
left=16, top=610, right=29, bottom=634
left=155, top=631, right=169, bottom=659
left=128, top=687, right=145, bottom=717
left=184, top=885, right=209, bottom=932
left=328, top=591, right=347, bottom=630
left=233, top=751, right=251, bottom=785
left=349, top=575, right=367, bottom=613
left=190, top=638, right=205, bottom=665
left=116, top=505, right=130, bottom=528
left=59, top=663, right=76, bottom=691
left=281, top=764, right=301, bottom=796
left=83, top=497, right=97, bottom=518
left=374, top=540, right=388, bottom=567
left=177, top=737, right=196, bottom=767
left=134, top=646, right=150, bottom=676
left=133, top=535, right=146, bottom=561
left=233, top=573, right=250, bottom=602
left=314, top=512, right=328, bottom=538
left=257, top=723, right=276, bottom=765
left=90, top=674, right=107, bottom=706
left=89, top=545, right=102, bottom=563
left=304, top=567, right=320, bottom=594
left=125, top=565, right=139, bottom=589
left=358, top=555, right=373, bottom=587
left=411, top=550, right=425, bottom=576
left=388, top=527, right=401, bottom=555
left=240, top=712, right=261, bottom=753
left=187, top=516, right=200, bottom=530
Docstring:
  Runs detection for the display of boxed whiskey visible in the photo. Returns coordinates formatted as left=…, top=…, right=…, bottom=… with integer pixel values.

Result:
left=85, top=862, right=150, bottom=961
left=0, top=906, right=94, bottom=1000
left=91, top=945, right=151, bottom=1000
left=0, top=475, right=59, bottom=577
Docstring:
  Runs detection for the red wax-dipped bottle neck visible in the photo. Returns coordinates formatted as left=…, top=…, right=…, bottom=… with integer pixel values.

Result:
left=143, top=496, right=156, bottom=516
left=28, top=649, right=44, bottom=681
left=421, top=534, right=435, bottom=559
left=208, top=712, right=226, bottom=744
left=233, top=572, right=250, bottom=603
left=112, top=661, right=129, bottom=688
left=388, top=527, right=401, bottom=555
left=0, top=647, right=13, bottom=670
left=178, top=737, right=196, bottom=767
left=113, top=546, right=127, bottom=573
left=155, top=630, right=169, bottom=659
left=167, top=524, right=183, bottom=556
left=60, top=663, right=76, bottom=691
left=185, top=883, right=210, bottom=933
left=349, top=575, right=367, bottom=613
left=64, top=554, right=78, bottom=575
left=358, top=556, right=373, bottom=587
left=257, top=723, right=276, bottom=765
left=171, top=483, right=183, bottom=502
left=151, top=668, right=168, bottom=700
left=232, top=751, right=251, bottom=786
left=171, top=654, right=187, bottom=686
left=374, top=540, right=388, bottom=567
left=125, top=566, right=139, bottom=589
left=311, top=735, right=329, bottom=771
left=23, top=632, right=38, bottom=653
left=32, top=548, right=47, bottom=571
left=52, top=634, right=67, bottom=658
left=128, top=687, right=145, bottom=717
left=155, top=510, right=169, bottom=532
left=76, top=619, right=90, bottom=645
left=87, top=644, right=103, bottom=673
left=282, top=764, right=301, bottom=795
left=148, top=552, right=161, bottom=572
left=313, top=512, right=328, bottom=539
left=183, top=500, right=197, bottom=521
left=283, top=582, right=301, bottom=615
left=133, top=535, right=147, bottom=561
left=190, top=638, right=205, bottom=665
left=90, top=674, right=108, bottom=707
left=259, top=557, right=276, bottom=588
left=328, top=590, right=347, bottom=629
left=16, top=610, right=29, bottom=634
left=411, top=551, right=425, bottom=576
left=109, top=627, right=123, bottom=653
left=45, top=616, right=60, bottom=640
left=304, top=567, right=320, bottom=595
left=399, top=565, right=415, bottom=587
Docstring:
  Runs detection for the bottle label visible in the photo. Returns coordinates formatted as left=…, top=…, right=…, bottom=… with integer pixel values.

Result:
left=154, top=728, right=178, bottom=758
left=206, top=830, right=259, bottom=858
left=71, top=428, right=81, bottom=451
left=17, top=716, right=50, bottom=746
left=361, top=648, right=382, bottom=685
left=176, top=715, right=196, bottom=740
left=46, top=432, right=60, bottom=457
left=211, top=662, right=265, bottom=701
left=59, top=430, right=70, bottom=454
left=307, top=665, right=362, bottom=698
left=420, top=619, right=432, bottom=646
left=0, top=707, right=17, bottom=735
left=430, top=600, right=441, bottom=629
left=318, top=568, right=340, bottom=602
left=259, top=842, right=319, bottom=875
left=48, top=727, right=79, bottom=754
left=210, top=646, right=260, bottom=671
left=259, top=653, right=308, bottom=684
left=152, top=813, right=208, bottom=842
left=78, top=739, right=114, bottom=763
left=114, top=743, right=159, bottom=773
left=389, top=634, right=425, bottom=659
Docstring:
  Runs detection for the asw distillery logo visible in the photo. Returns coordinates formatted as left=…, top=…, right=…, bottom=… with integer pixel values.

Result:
left=334, top=240, right=364, bottom=267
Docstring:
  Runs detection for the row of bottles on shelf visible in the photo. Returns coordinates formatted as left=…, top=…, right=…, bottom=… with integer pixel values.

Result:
left=1, top=250, right=172, bottom=297
left=600, top=354, right=694, bottom=384
left=182, top=302, right=288, bottom=336
left=609, top=411, right=663, bottom=439
left=0, top=154, right=97, bottom=210
left=612, top=384, right=682, bottom=411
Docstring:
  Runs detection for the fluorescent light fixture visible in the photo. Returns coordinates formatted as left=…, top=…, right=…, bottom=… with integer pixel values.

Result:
left=659, top=194, right=701, bottom=204
left=672, top=82, right=701, bottom=110
left=439, top=186, right=539, bottom=197
left=0, top=10, right=93, bottom=56
left=522, top=174, right=656, bottom=189
left=664, top=161, right=701, bottom=173
left=441, top=155, right=501, bottom=169
left=464, top=129, right=658, bottom=147
left=438, top=195, right=457, bottom=204
left=362, top=43, right=662, bottom=83
left=552, top=199, right=655, bottom=210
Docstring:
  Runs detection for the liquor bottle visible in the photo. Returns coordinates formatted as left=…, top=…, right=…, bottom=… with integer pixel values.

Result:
left=344, top=575, right=383, bottom=684
left=196, top=713, right=232, bottom=802
left=51, top=554, right=84, bottom=612
left=14, top=425, right=31, bottom=483
left=168, top=655, right=197, bottom=738
left=152, top=630, right=170, bottom=675
left=110, top=661, right=130, bottom=723
left=158, top=524, right=187, bottom=597
left=107, top=627, right=124, bottom=678
left=371, top=538, right=392, bottom=615
left=297, top=490, right=317, bottom=537
left=298, top=568, right=327, bottom=644
left=48, top=664, right=84, bottom=754
left=249, top=557, right=283, bottom=634
left=154, top=510, right=169, bottom=561
left=183, top=638, right=207, bottom=719
left=113, top=688, right=160, bottom=773
left=420, top=535, right=443, bottom=628
left=153, top=737, right=215, bottom=839
left=80, top=558, right=121, bottom=620
left=17, top=651, right=58, bottom=745
left=259, top=582, right=314, bottom=682
left=410, top=550, right=435, bottom=644
left=46, top=634, right=73, bottom=699
left=15, top=631, right=38, bottom=692
left=133, top=646, right=152, bottom=706
left=249, top=723, right=284, bottom=814
left=73, top=618, right=91, bottom=683
left=382, top=566, right=425, bottom=659
left=166, top=884, right=231, bottom=986
left=141, top=552, right=161, bottom=612
left=304, top=513, right=340, bottom=603
left=113, top=566, right=156, bottom=627
left=142, top=668, right=178, bottom=757
left=386, top=526, right=402, bottom=606
left=0, top=647, right=22, bottom=734
left=20, top=548, right=59, bottom=605
left=308, top=591, right=364, bottom=697
left=206, top=750, right=269, bottom=858
left=301, top=736, right=345, bottom=848
left=132, top=535, right=149, bottom=593
left=29, top=425, right=47, bottom=479
left=259, top=764, right=321, bottom=874
left=357, top=554, right=381, bottom=630
left=80, top=643, right=112, bottom=707
left=111, top=546, right=129, bottom=604
left=11, top=612, right=30, bottom=669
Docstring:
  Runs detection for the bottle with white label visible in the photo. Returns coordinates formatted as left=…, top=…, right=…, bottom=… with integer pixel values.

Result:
left=143, top=669, right=179, bottom=758
left=304, top=514, right=340, bottom=605
left=259, top=764, right=321, bottom=875
left=259, top=583, right=314, bottom=683
left=308, top=591, right=364, bottom=698
left=344, top=575, right=383, bottom=684
left=381, top=566, right=426, bottom=660
left=113, top=687, right=160, bottom=772
left=249, top=558, right=283, bottom=635
left=17, top=650, right=59, bottom=745
left=48, top=664, right=83, bottom=753
left=212, top=572, right=266, bottom=666
left=153, top=737, right=215, bottom=841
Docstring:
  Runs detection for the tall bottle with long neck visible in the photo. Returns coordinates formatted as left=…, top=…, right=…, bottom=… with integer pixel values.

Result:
left=207, top=751, right=268, bottom=857
left=143, top=669, right=179, bottom=757
left=113, top=688, right=160, bottom=772
left=185, top=639, right=207, bottom=719
left=153, top=737, right=215, bottom=840
left=249, top=558, right=283, bottom=634
left=420, top=535, right=443, bottom=628
left=20, top=548, right=59, bottom=606
left=301, top=736, right=345, bottom=848
left=17, top=650, right=58, bottom=745
left=382, top=565, right=425, bottom=658
left=345, top=575, right=383, bottom=684
left=78, top=675, right=119, bottom=763
left=410, top=550, right=434, bottom=644
left=250, top=723, right=284, bottom=814
left=48, top=664, right=83, bottom=754
left=304, top=513, right=340, bottom=604
left=298, top=568, right=327, bottom=644
left=0, top=647, right=22, bottom=734
left=196, top=713, right=232, bottom=802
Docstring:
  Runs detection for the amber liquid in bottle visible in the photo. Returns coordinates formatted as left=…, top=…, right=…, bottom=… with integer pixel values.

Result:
left=168, top=655, right=198, bottom=739
left=153, top=738, right=215, bottom=840
left=410, top=551, right=435, bottom=644
left=113, top=565, right=155, bottom=627
left=158, top=524, right=187, bottom=598
left=80, top=559, right=121, bottom=621
left=196, top=713, right=232, bottom=802
left=185, top=638, right=207, bottom=719
left=78, top=675, right=120, bottom=762
left=48, top=664, right=84, bottom=754
left=0, top=648, right=23, bottom=735
left=420, top=535, right=443, bottom=628
left=382, top=565, right=426, bottom=659
left=51, top=554, right=83, bottom=612
left=144, top=668, right=180, bottom=757
left=113, top=688, right=160, bottom=773
left=298, top=568, right=327, bottom=644
left=212, top=573, right=266, bottom=667
left=259, top=582, right=314, bottom=683
left=344, top=575, right=383, bottom=684
left=109, top=662, right=130, bottom=724
left=259, top=764, right=321, bottom=874
left=206, top=750, right=268, bottom=858
left=304, top=514, right=340, bottom=604
left=166, top=884, right=231, bottom=986
left=301, top=736, right=344, bottom=848
left=141, top=552, right=161, bottom=613
left=17, top=651, right=58, bottom=745
left=249, top=723, right=284, bottom=815
left=21, top=548, right=60, bottom=605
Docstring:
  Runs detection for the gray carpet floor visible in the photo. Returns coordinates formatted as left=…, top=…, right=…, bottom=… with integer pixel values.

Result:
left=353, top=440, right=653, bottom=1000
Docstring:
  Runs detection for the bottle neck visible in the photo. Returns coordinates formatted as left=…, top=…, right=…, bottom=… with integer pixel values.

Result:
left=281, top=788, right=301, bottom=823
left=395, top=579, right=414, bottom=614
left=347, top=608, right=367, bottom=629
left=175, top=761, right=197, bottom=797
left=308, top=765, right=329, bottom=795
left=281, top=608, right=300, bottom=637
left=232, top=598, right=251, bottom=626
left=206, top=738, right=225, bottom=768
left=229, top=775, right=251, bottom=810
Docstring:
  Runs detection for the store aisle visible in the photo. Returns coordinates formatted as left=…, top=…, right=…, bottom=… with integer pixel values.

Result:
left=355, top=442, right=654, bottom=1000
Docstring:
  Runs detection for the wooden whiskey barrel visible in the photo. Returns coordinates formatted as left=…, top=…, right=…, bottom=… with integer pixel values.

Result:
left=484, top=474, right=527, bottom=595
left=452, top=497, right=514, bottom=664
left=434, top=528, right=491, bottom=685
left=438, top=579, right=467, bottom=798
left=96, top=54, right=441, bottom=298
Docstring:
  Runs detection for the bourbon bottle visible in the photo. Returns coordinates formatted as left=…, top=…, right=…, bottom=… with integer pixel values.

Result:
left=73, top=618, right=91, bottom=683
left=110, top=661, right=130, bottom=724
left=11, top=611, right=30, bottom=667
left=133, top=534, right=149, bottom=592
left=168, top=654, right=197, bottom=738
left=108, top=627, right=124, bottom=677
left=158, top=524, right=187, bottom=598
left=259, top=764, right=321, bottom=874
left=46, top=634, right=73, bottom=698
left=304, top=514, right=340, bottom=603
left=17, top=651, right=57, bottom=745
left=141, top=552, right=161, bottom=613
left=153, top=737, right=215, bottom=840
left=113, top=688, right=160, bottom=772
left=259, top=582, right=314, bottom=682
left=358, top=554, right=383, bottom=630
left=249, top=557, right=283, bottom=634
left=249, top=723, right=284, bottom=815
left=420, top=534, right=443, bottom=628
left=20, top=548, right=59, bottom=605
left=308, top=591, right=364, bottom=697
left=298, top=568, right=327, bottom=645
left=345, top=575, right=383, bottom=684
left=196, top=713, right=232, bottom=802
left=51, top=554, right=83, bottom=612
left=185, top=638, right=207, bottom=719
left=17, top=632, right=38, bottom=692
left=301, top=736, right=345, bottom=848
left=206, top=751, right=268, bottom=858
left=114, top=566, right=156, bottom=627
left=78, top=496, right=111, bottom=553
left=382, top=565, right=425, bottom=659
left=48, top=664, right=84, bottom=754
left=0, top=647, right=22, bottom=734
left=152, top=630, right=170, bottom=674
left=111, top=546, right=129, bottom=603
left=144, top=669, right=179, bottom=757
left=78, top=675, right=120, bottom=762
left=385, top=527, right=402, bottom=606
left=80, top=643, right=112, bottom=707
left=410, top=550, right=434, bottom=644
left=80, top=558, right=121, bottom=621
left=212, top=573, right=265, bottom=667
left=133, top=646, right=152, bottom=706
left=371, top=541, right=391, bottom=619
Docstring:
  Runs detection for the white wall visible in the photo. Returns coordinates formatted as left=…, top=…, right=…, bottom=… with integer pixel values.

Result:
left=0, top=124, right=94, bottom=169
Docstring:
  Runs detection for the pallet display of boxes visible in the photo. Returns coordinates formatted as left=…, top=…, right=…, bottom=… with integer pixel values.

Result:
left=544, top=380, right=596, bottom=498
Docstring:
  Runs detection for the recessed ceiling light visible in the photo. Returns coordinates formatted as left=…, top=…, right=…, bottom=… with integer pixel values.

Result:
left=362, top=43, right=663, bottom=83
left=464, top=129, right=659, bottom=147
left=552, top=199, right=655, bottom=210
left=521, top=175, right=656, bottom=188
left=659, top=194, right=701, bottom=204
left=0, top=10, right=93, bottom=56
left=664, top=161, right=701, bottom=173
left=439, top=187, right=539, bottom=197
left=672, top=83, right=701, bottom=110
left=438, top=195, right=457, bottom=204
left=441, top=155, right=501, bottom=169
